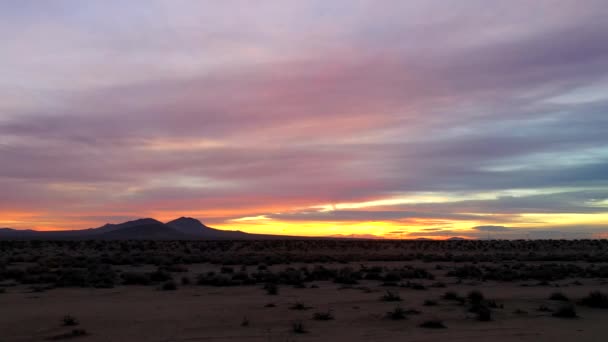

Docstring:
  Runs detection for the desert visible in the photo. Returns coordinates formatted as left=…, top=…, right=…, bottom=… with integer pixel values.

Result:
left=2, top=238, right=608, bottom=341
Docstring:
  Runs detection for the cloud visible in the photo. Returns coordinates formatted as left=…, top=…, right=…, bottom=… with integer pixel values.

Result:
left=473, top=225, right=512, bottom=232
left=1, top=1, right=608, bottom=232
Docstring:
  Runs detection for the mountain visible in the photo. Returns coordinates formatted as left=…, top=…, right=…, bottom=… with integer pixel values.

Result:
left=167, top=217, right=252, bottom=239
left=0, top=217, right=307, bottom=240
left=98, top=222, right=187, bottom=240
left=0, top=228, right=40, bottom=238
left=86, top=218, right=164, bottom=235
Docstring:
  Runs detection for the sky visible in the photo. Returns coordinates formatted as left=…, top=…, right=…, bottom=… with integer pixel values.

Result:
left=1, top=0, right=608, bottom=239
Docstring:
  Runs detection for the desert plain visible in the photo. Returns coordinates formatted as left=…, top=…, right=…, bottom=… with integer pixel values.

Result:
left=2, top=240, right=608, bottom=342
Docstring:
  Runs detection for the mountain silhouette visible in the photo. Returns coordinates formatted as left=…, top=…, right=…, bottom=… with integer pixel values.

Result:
left=166, top=217, right=252, bottom=239
left=0, top=217, right=313, bottom=240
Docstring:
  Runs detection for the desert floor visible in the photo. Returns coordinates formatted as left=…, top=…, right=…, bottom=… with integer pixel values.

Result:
left=2, top=263, right=608, bottom=342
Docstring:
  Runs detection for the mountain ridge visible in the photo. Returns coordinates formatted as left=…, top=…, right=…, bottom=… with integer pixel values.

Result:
left=0, top=217, right=318, bottom=240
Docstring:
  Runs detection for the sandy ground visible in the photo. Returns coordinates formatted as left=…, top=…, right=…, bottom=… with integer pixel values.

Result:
left=2, top=276, right=608, bottom=342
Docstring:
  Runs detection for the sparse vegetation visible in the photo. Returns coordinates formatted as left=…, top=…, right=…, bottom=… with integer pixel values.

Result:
left=381, top=290, right=402, bottom=302
left=161, top=280, right=177, bottom=291
left=579, top=291, right=608, bottom=308
left=419, top=319, right=446, bottom=329
left=442, top=291, right=465, bottom=304
left=291, top=321, right=306, bottom=334
left=467, top=290, right=485, bottom=305
left=290, top=302, right=312, bottom=310
left=48, top=329, right=88, bottom=340
left=313, top=311, right=334, bottom=321
left=537, top=305, right=552, bottom=312
left=552, top=305, right=578, bottom=318
left=385, top=307, right=407, bottom=320
left=424, top=299, right=438, bottom=306
left=475, top=305, right=493, bottom=321
left=549, top=292, right=569, bottom=301
left=264, top=283, right=278, bottom=295
left=62, top=315, right=78, bottom=326
left=2, top=239, right=608, bottom=340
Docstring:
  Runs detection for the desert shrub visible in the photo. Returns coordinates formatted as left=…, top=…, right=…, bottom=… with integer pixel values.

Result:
left=313, top=311, right=334, bottom=321
left=419, top=319, right=446, bottom=329
left=487, top=299, right=503, bottom=308
left=383, top=272, right=401, bottom=282
left=196, top=273, right=236, bottom=287
left=48, top=329, right=88, bottom=340
left=381, top=290, right=402, bottom=302
left=475, top=305, right=492, bottom=321
left=400, top=267, right=435, bottom=280
left=537, top=305, right=552, bottom=312
left=385, top=307, right=406, bottom=320
left=160, top=264, right=188, bottom=273
left=231, top=272, right=254, bottom=285
left=579, top=291, right=608, bottom=308
left=87, top=264, right=116, bottom=288
left=291, top=321, right=306, bottom=334
left=405, top=282, right=427, bottom=290
left=121, top=272, right=151, bottom=285
left=333, top=267, right=360, bottom=284
left=467, top=290, right=485, bottom=305
left=161, top=280, right=177, bottom=291
left=149, top=269, right=172, bottom=282
left=220, top=266, right=234, bottom=274
left=62, top=315, right=78, bottom=326
left=442, top=291, right=465, bottom=304
left=1, top=268, right=25, bottom=282
left=404, top=308, right=421, bottom=315
left=552, top=305, right=578, bottom=318
left=448, top=265, right=483, bottom=279
left=264, top=283, right=278, bottom=295
left=56, top=269, right=88, bottom=287
left=289, top=302, right=312, bottom=310
left=549, top=292, right=569, bottom=301
left=424, top=299, right=438, bottom=306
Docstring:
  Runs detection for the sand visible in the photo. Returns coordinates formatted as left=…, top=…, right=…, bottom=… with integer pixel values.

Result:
left=2, top=268, right=607, bottom=342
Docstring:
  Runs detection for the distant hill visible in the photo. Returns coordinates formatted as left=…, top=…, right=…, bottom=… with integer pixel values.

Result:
left=166, top=217, right=252, bottom=239
left=0, top=217, right=316, bottom=240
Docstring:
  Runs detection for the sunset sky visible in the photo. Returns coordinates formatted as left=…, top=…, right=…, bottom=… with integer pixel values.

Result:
left=1, top=1, right=608, bottom=239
